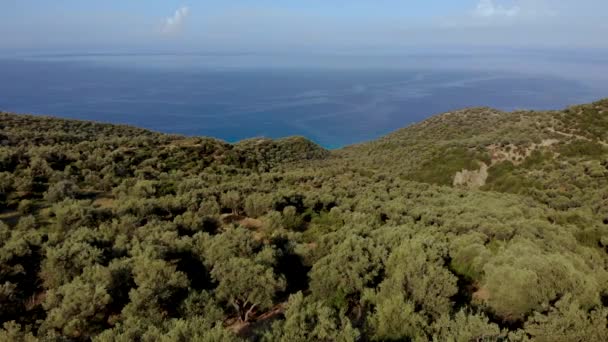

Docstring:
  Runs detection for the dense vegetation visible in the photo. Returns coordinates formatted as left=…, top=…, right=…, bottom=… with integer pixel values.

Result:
left=1, top=99, right=607, bottom=341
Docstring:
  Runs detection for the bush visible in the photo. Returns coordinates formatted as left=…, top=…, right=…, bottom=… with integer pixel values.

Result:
left=244, top=193, right=272, bottom=218
left=0, top=172, right=13, bottom=193
left=410, top=147, right=490, bottom=186
left=17, top=199, right=35, bottom=215
left=44, top=180, right=79, bottom=203
left=282, top=206, right=304, bottom=231
left=221, top=191, right=241, bottom=214
left=558, top=140, right=606, bottom=158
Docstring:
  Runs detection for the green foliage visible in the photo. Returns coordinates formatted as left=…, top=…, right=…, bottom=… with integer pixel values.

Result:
left=561, top=103, right=608, bottom=140
left=449, top=233, right=492, bottom=282
left=365, top=290, right=428, bottom=341
left=49, top=199, right=96, bottom=236
left=132, top=180, right=157, bottom=198
left=221, top=190, right=241, bottom=214
left=44, top=180, right=79, bottom=203
left=1, top=101, right=608, bottom=340
left=244, top=193, right=272, bottom=218
left=199, top=227, right=261, bottom=266
left=28, top=156, right=52, bottom=180
left=264, top=292, right=359, bottom=342
left=179, top=290, right=223, bottom=322
left=383, top=237, right=458, bottom=318
left=0, top=172, right=13, bottom=194
left=558, top=140, right=606, bottom=158
left=431, top=310, right=503, bottom=342
left=94, top=318, right=243, bottom=342
left=309, top=235, right=385, bottom=306
left=524, top=295, right=608, bottom=342
left=410, top=147, right=490, bottom=186
left=281, top=206, right=304, bottom=231
left=199, top=197, right=221, bottom=216
left=41, top=265, right=114, bottom=338
left=122, top=257, right=189, bottom=323
left=483, top=161, right=531, bottom=193
left=520, top=149, right=553, bottom=168
left=17, top=199, right=35, bottom=215
left=0, top=321, right=37, bottom=342
left=480, top=240, right=603, bottom=321
left=211, top=257, right=286, bottom=322
left=41, top=231, right=104, bottom=288
left=144, top=318, right=243, bottom=342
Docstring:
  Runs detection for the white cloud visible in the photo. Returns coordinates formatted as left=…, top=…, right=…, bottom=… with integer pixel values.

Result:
left=162, top=6, right=190, bottom=34
left=474, top=0, right=520, bottom=18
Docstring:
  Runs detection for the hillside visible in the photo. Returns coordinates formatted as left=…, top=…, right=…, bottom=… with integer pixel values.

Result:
left=344, top=99, right=608, bottom=222
left=0, top=100, right=607, bottom=341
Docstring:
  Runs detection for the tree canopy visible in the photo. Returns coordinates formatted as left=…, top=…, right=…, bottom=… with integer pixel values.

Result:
left=1, top=99, right=608, bottom=340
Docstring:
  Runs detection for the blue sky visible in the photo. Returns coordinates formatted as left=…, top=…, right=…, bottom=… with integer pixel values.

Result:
left=1, top=0, right=607, bottom=53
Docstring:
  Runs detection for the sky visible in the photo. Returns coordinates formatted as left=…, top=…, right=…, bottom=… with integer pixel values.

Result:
left=1, top=0, right=607, bottom=54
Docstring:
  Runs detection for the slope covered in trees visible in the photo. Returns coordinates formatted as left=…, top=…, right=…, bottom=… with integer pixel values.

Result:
left=1, top=99, right=607, bottom=341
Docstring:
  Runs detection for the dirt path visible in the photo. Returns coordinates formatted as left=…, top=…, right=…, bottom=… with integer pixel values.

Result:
left=547, top=127, right=608, bottom=147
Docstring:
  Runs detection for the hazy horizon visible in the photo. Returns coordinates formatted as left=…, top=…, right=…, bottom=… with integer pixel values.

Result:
left=1, top=1, right=607, bottom=147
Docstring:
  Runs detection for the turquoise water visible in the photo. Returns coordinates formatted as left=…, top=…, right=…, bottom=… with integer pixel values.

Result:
left=0, top=53, right=605, bottom=148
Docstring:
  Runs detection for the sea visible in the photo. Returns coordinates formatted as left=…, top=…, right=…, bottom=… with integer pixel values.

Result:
left=1, top=51, right=607, bottom=148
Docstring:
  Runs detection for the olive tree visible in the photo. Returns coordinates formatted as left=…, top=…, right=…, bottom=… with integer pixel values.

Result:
left=263, top=292, right=359, bottom=342
left=44, top=180, right=79, bottom=203
left=309, top=235, right=386, bottom=310
left=221, top=191, right=241, bottom=215
left=211, top=257, right=285, bottom=323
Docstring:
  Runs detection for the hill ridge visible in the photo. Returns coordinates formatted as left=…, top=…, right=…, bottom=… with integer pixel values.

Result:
left=1, top=99, right=607, bottom=340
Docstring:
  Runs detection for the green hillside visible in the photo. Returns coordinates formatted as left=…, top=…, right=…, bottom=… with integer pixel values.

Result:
left=1, top=100, right=607, bottom=341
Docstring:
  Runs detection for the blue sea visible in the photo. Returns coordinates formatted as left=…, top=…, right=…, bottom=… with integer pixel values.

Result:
left=1, top=51, right=607, bottom=148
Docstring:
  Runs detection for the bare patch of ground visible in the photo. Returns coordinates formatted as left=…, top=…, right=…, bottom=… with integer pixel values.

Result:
left=239, top=217, right=264, bottom=230
left=93, top=197, right=115, bottom=208
left=454, top=162, right=489, bottom=189
left=455, top=138, right=562, bottom=189
left=547, top=127, right=608, bottom=147
left=473, top=286, right=490, bottom=302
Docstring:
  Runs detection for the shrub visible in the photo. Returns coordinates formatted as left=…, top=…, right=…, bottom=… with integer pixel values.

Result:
left=44, top=180, right=79, bottom=203
left=282, top=206, right=304, bottom=231
left=244, top=193, right=272, bottom=218
left=17, top=199, right=35, bottom=215
left=221, top=191, right=241, bottom=214
left=558, top=140, right=606, bottom=158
